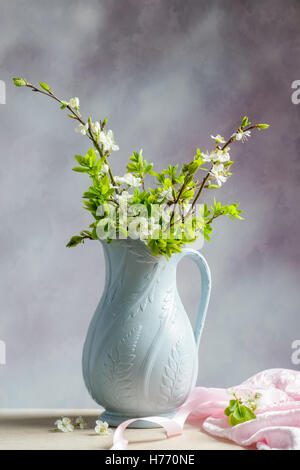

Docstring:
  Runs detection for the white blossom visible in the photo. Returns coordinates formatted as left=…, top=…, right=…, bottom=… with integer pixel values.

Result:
left=116, top=191, right=133, bottom=207
left=148, top=216, right=160, bottom=236
left=201, top=152, right=213, bottom=162
left=157, top=187, right=173, bottom=202
left=95, top=420, right=110, bottom=435
left=75, top=123, right=88, bottom=135
left=232, top=130, right=251, bottom=142
left=211, top=134, right=225, bottom=143
left=55, top=417, right=74, bottom=433
left=74, top=416, right=88, bottom=429
left=68, top=97, right=80, bottom=109
left=99, top=163, right=109, bottom=175
left=202, top=149, right=230, bottom=163
left=99, top=129, right=119, bottom=152
left=212, top=148, right=230, bottom=163
left=210, top=163, right=228, bottom=187
left=128, top=217, right=149, bottom=240
left=91, top=121, right=101, bottom=136
left=115, top=173, right=142, bottom=187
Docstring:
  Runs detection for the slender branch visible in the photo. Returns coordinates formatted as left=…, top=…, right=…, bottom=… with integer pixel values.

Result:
left=181, top=123, right=257, bottom=224
left=219, top=124, right=257, bottom=151
left=81, top=234, right=93, bottom=241
left=169, top=180, right=187, bottom=225
left=206, top=211, right=224, bottom=225
left=188, top=123, right=258, bottom=215
left=26, top=82, right=117, bottom=187
left=191, top=173, right=210, bottom=209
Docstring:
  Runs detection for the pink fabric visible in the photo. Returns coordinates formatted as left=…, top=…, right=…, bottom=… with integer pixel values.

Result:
left=110, top=369, right=300, bottom=450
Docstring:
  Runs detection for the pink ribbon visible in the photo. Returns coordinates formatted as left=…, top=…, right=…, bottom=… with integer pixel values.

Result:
left=110, top=369, right=300, bottom=450
left=110, top=416, right=183, bottom=450
left=110, top=387, right=231, bottom=450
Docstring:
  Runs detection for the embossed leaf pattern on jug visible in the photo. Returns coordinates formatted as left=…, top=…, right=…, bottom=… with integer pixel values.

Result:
left=104, top=325, right=142, bottom=406
left=160, top=337, right=192, bottom=407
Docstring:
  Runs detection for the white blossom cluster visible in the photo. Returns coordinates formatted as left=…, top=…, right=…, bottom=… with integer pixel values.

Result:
left=54, top=416, right=110, bottom=436
left=201, top=130, right=251, bottom=188
left=75, top=121, right=119, bottom=153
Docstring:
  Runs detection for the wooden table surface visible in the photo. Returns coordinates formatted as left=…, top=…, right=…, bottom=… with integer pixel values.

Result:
left=0, top=409, right=245, bottom=450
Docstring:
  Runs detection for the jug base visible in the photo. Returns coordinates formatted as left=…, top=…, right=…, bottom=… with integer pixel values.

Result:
left=100, top=409, right=175, bottom=428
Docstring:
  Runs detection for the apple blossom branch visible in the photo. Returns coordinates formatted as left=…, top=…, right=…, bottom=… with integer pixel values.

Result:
left=16, top=79, right=117, bottom=188
left=13, top=77, right=269, bottom=257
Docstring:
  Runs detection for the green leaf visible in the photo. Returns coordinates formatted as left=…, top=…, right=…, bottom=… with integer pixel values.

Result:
left=224, top=396, right=257, bottom=427
left=156, top=173, right=165, bottom=184
left=228, top=414, right=240, bottom=427
left=72, top=166, right=90, bottom=173
left=163, top=178, right=172, bottom=189
left=101, top=184, right=109, bottom=195
left=241, top=116, right=248, bottom=127
left=74, top=154, right=88, bottom=166
left=13, top=77, right=27, bottom=87
left=39, top=82, right=51, bottom=92
left=181, top=189, right=195, bottom=200
left=257, top=123, right=269, bottom=129
left=60, top=100, right=68, bottom=109
left=66, top=236, right=83, bottom=247
left=86, top=148, right=97, bottom=167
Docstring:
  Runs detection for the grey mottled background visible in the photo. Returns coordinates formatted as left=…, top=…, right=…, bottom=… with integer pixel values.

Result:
left=0, top=0, right=300, bottom=408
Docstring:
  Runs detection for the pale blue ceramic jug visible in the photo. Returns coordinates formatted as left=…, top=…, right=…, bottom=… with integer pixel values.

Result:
left=82, top=239, right=211, bottom=427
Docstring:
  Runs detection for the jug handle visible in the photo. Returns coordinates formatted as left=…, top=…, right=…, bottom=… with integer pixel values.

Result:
left=178, top=247, right=211, bottom=347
